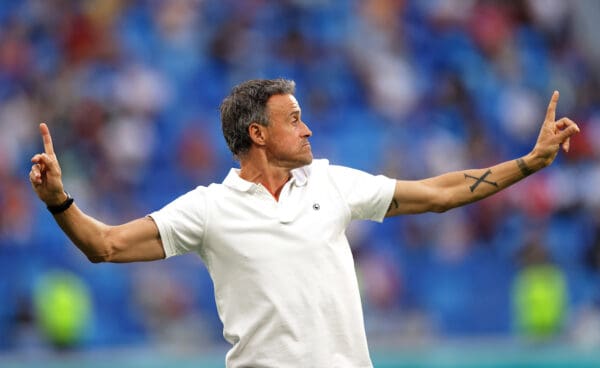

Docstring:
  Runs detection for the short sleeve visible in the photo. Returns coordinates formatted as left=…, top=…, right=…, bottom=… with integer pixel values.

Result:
left=327, top=164, right=396, bottom=222
left=148, top=187, right=207, bottom=258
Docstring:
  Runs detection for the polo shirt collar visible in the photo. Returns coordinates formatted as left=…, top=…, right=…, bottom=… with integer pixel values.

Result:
left=223, top=168, right=254, bottom=192
left=290, top=165, right=309, bottom=187
left=223, top=165, right=310, bottom=192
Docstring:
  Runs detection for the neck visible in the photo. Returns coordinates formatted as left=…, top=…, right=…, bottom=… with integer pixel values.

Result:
left=239, top=158, right=291, bottom=201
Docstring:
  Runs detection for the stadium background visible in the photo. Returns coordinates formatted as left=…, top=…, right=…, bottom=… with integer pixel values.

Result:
left=1, top=0, right=600, bottom=366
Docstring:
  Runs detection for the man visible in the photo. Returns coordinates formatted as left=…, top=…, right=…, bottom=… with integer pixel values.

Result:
left=30, top=79, right=579, bottom=367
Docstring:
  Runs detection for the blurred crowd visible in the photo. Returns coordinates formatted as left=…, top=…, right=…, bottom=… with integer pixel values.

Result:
left=2, top=0, right=600, bottom=353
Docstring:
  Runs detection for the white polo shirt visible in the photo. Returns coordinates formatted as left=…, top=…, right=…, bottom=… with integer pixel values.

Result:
left=150, top=159, right=396, bottom=368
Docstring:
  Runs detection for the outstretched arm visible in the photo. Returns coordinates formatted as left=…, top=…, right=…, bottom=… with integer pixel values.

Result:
left=386, top=91, right=580, bottom=216
left=29, top=123, right=165, bottom=262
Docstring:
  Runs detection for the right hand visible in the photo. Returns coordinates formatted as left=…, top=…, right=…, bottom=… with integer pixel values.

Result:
left=29, top=123, right=67, bottom=206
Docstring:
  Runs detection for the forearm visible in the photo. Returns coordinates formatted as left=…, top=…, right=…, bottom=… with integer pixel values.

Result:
left=388, top=151, right=548, bottom=216
left=429, top=151, right=546, bottom=211
left=52, top=203, right=115, bottom=262
left=50, top=203, right=165, bottom=263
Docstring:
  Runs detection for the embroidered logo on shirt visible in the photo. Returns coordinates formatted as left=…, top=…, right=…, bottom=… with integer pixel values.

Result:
left=312, top=203, right=320, bottom=211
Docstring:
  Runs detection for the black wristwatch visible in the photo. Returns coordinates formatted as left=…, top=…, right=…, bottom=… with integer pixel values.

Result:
left=47, top=192, right=74, bottom=215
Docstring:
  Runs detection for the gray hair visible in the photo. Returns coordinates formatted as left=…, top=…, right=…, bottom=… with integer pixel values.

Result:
left=220, top=78, right=296, bottom=159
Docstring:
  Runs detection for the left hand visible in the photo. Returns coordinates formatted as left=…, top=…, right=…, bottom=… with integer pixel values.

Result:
left=532, top=91, right=580, bottom=167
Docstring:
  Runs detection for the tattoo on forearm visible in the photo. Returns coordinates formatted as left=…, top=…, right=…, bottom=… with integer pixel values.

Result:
left=387, top=199, right=399, bottom=213
left=464, top=169, right=498, bottom=192
left=516, top=158, right=533, bottom=177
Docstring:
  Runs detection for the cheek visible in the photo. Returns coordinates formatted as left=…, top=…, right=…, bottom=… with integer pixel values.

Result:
left=270, top=137, right=292, bottom=153
left=276, top=130, right=299, bottom=145
left=268, top=127, right=301, bottom=150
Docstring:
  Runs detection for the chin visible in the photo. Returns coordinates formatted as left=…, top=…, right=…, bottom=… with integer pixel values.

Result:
left=302, top=154, right=313, bottom=165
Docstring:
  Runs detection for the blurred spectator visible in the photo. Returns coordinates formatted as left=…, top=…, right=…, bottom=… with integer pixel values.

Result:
left=33, top=269, right=92, bottom=349
left=512, top=237, right=567, bottom=340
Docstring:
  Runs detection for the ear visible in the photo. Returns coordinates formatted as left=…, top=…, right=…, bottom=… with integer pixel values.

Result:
left=248, top=122, right=267, bottom=146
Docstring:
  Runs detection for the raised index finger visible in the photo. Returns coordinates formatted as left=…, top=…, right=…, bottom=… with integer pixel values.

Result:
left=39, top=123, right=55, bottom=155
left=545, top=90, right=559, bottom=122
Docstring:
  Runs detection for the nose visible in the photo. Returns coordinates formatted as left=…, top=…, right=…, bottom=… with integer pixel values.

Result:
left=301, top=120, right=312, bottom=138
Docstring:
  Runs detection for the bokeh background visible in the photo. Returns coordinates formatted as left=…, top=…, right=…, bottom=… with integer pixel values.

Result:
left=1, top=0, right=600, bottom=367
